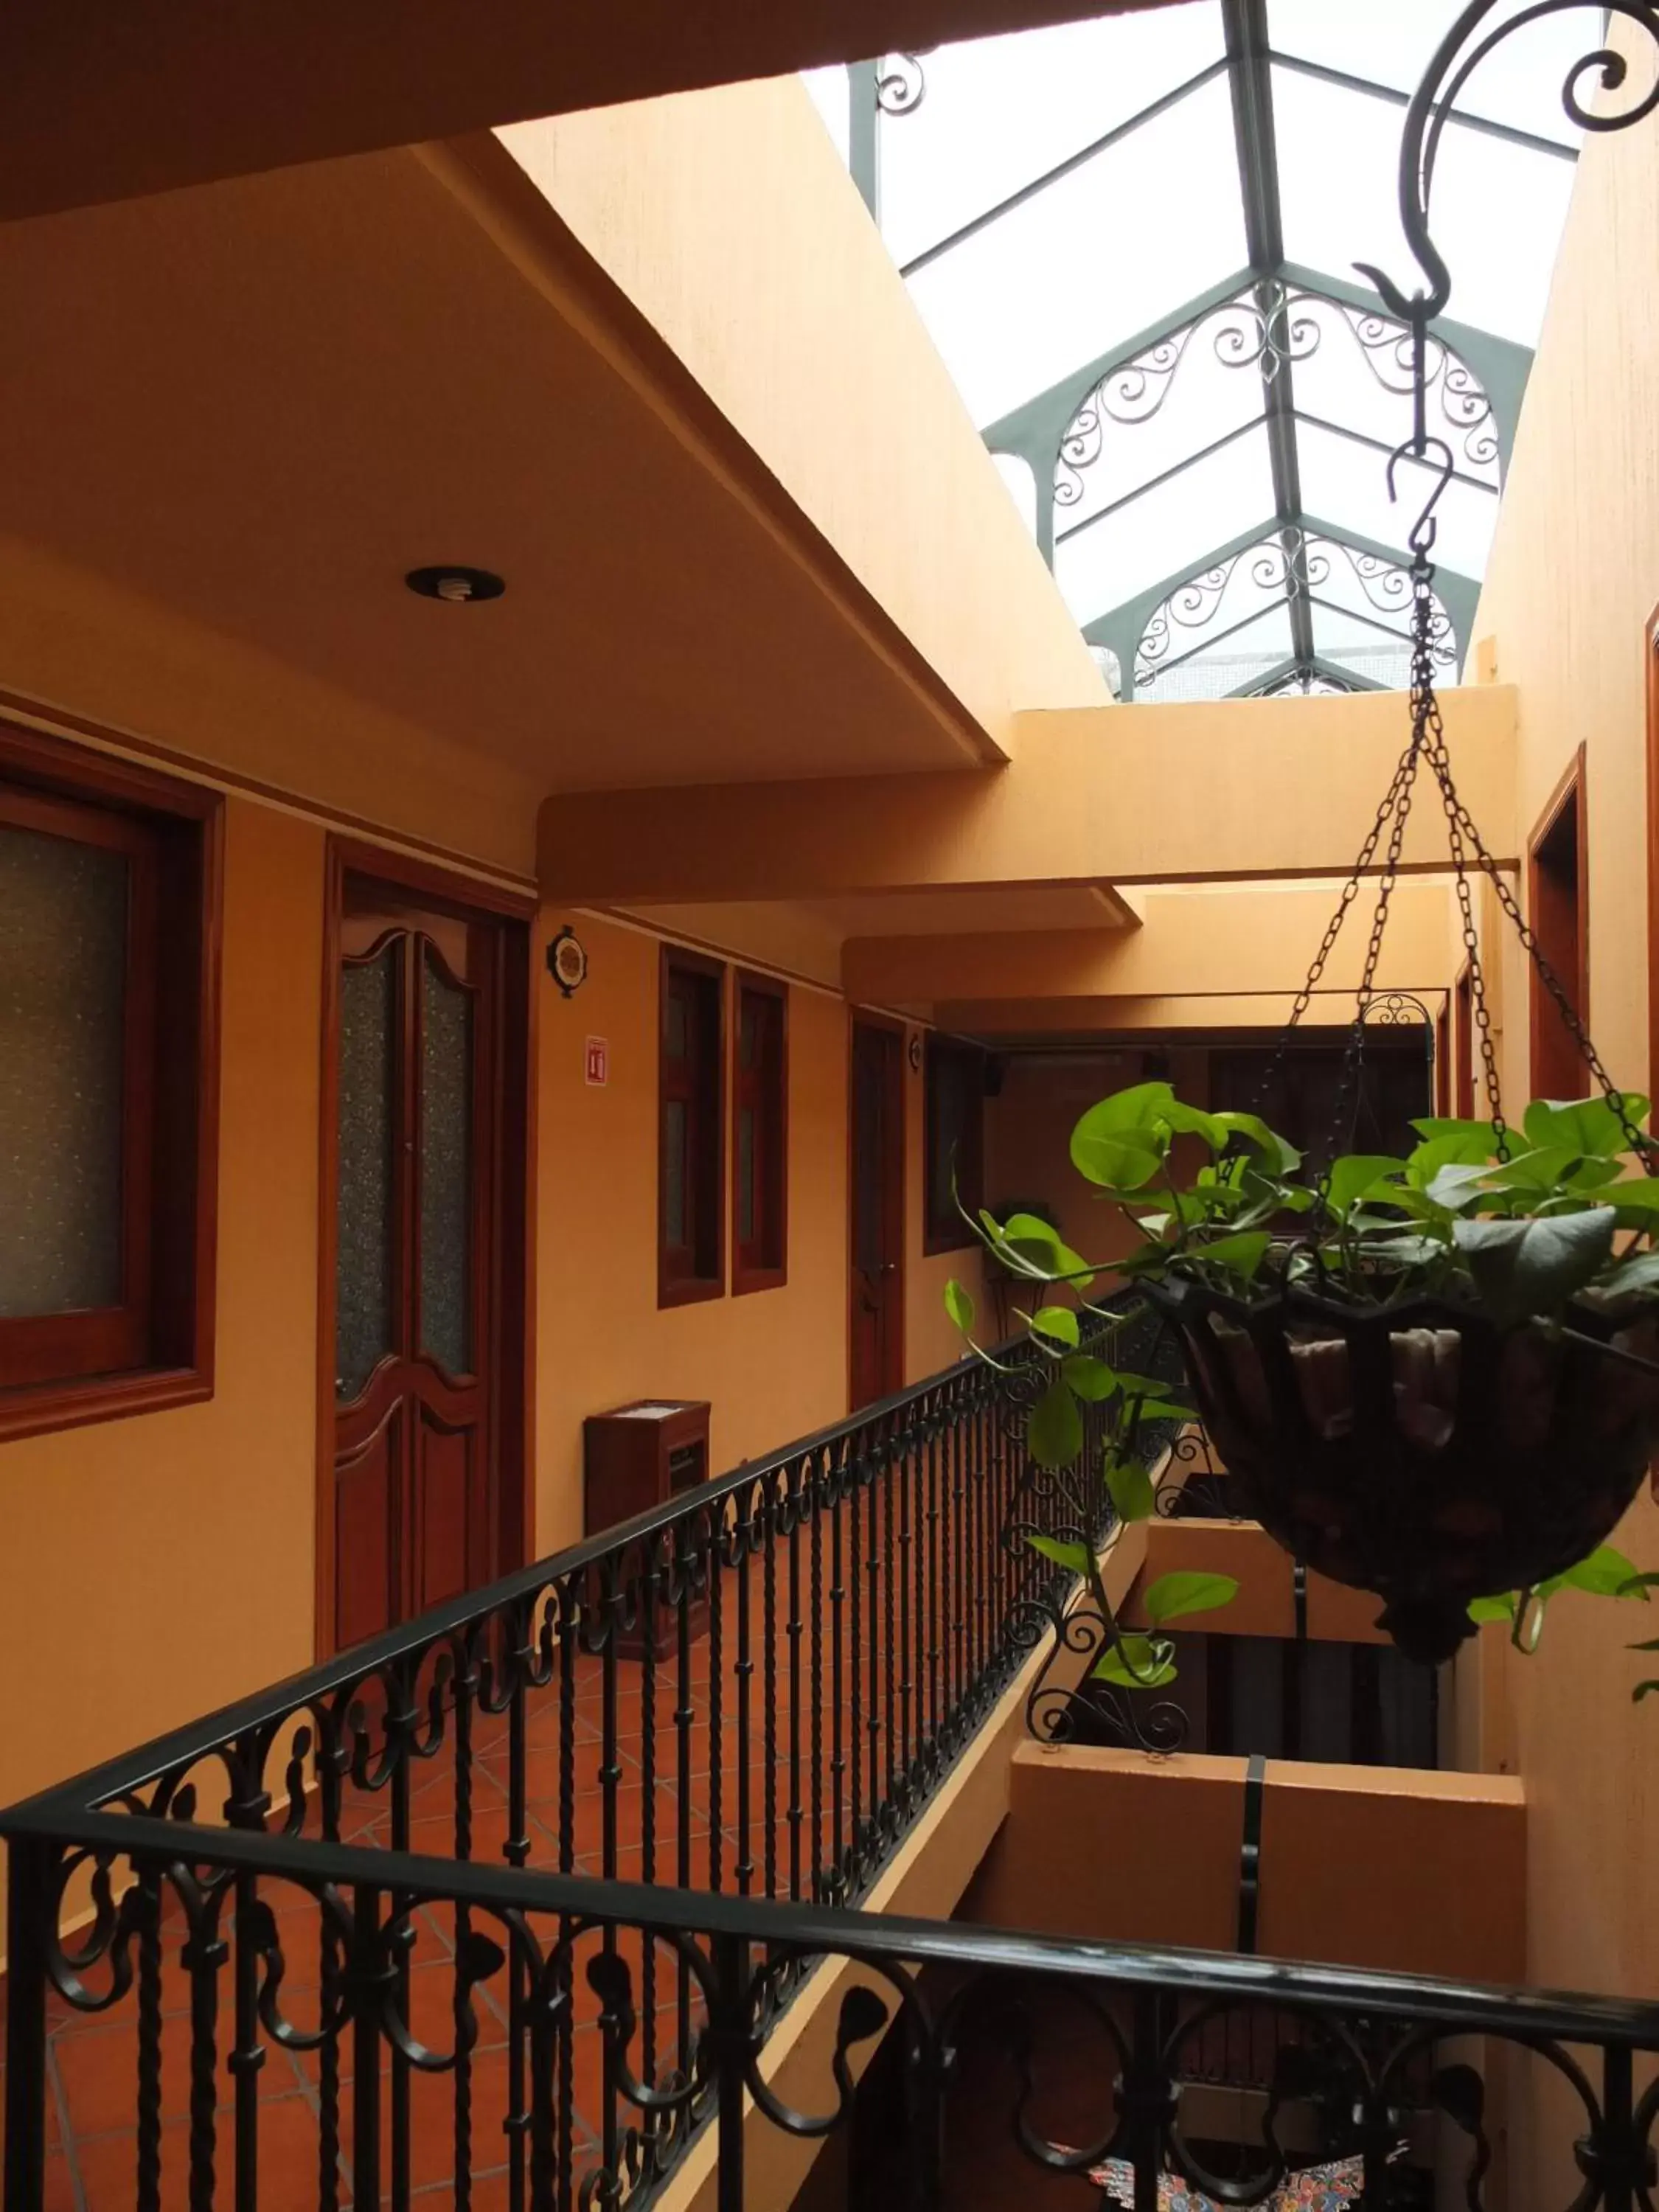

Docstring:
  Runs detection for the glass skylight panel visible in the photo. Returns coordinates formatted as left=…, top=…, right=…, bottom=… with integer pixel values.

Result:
left=1296, top=420, right=1497, bottom=579
left=879, top=3, right=1225, bottom=271
left=903, top=73, right=1246, bottom=430
left=1135, top=538, right=1298, bottom=687
left=1273, top=66, right=1575, bottom=347
left=1267, top=0, right=1587, bottom=147
left=1138, top=605, right=1298, bottom=703
left=1049, top=291, right=1271, bottom=535
left=1276, top=291, right=1500, bottom=490
left=1055, top=425, right=1276, bottom=627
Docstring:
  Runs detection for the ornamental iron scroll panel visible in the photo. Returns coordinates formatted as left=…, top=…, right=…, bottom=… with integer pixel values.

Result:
left=1, top=1315, right=1152, bottom=2212
left=7, top=1812, right=1659, bottom=2212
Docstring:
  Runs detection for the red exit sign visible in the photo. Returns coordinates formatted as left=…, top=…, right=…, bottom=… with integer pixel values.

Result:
left=585, top=1037, right=609, bottom=1087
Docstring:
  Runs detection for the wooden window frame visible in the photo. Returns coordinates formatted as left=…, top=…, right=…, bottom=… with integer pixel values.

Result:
left=658, top=947, right=726, bottom=1308
left=922, top=1032, right=985, bottom=1256
left=0, top=719, right=223, bottom=1441
left=731, top=970, right=788, bottom=1296
left=1527, top=744, right=1590, bottom=1101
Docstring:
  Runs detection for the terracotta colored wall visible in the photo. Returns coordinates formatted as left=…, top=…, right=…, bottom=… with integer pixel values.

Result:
left=967, top=1745, right=1527, bottom=1986
left=1464, top=29, right=1659, bottom=2199
left=505, top=77, right=1107, bottom=757
left=0, top=796, right=323, bottom=1896
left=533, top=910, right=855, bottom=1553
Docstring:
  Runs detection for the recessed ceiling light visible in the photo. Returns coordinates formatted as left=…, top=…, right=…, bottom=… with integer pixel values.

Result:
left=405, top=566, right=505, bottom=604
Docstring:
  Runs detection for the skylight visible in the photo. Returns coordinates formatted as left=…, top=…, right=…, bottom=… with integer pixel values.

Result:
left=803, top=0, right=1581, bottom=700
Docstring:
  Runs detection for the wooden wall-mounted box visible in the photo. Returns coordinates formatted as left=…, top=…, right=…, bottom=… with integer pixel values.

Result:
left=583, top=1399, right=712, bottom=1657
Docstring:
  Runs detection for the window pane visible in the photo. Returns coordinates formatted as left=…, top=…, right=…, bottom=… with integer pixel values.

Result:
left=738, top=1105, right=756, bottom=1243
left=1279, top=289, right=1500, bottom=490
left=1269, top=0, right=1587, bottom=147
left=1138, top=601, right=1297, bottom=703
left=420, top=945, right=473, bottom=1376
left=1273, top=65, right=1574, bottom=347
left=665, top=1099, right=688, bottom=1248
left=335, top=940, right=397, bottom=1399
left=1056, top=424, right=1276, bottom=627
left=905, top=74, right=1246, bottom=429
left=880, top=3, right=1225, bottom=268
left=1295, top=417, right=1497, bottom=577
left=0, top=821, right=127, bottom=1317
left=800, top=64, right=852, bottom=168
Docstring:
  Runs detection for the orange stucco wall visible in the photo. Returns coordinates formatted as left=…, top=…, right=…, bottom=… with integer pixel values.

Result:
left=0, top=796, right=324, bottom=1902
left=1465, top=25, right=1659, bottom=2199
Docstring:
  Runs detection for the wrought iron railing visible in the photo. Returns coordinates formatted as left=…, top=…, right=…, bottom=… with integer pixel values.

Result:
left=1, top=1313, right=1138, bottom=2212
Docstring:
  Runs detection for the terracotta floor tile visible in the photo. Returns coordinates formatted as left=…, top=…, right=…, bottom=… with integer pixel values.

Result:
left=55, top=2017, right=302, bottom=2143
left=74, top=2094, right=339, bottom=2212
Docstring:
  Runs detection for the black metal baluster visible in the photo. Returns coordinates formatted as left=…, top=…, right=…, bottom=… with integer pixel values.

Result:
left=136, top=1869, right=164, bottom=2212
left=317, top=1717, right=346, bottom=2212
left=641, top=1535, right=659, bottom=2096
left=1601, top=2044, right=1637, bottom=2212
left=709, top=1503, right=726, bottom=1896
left=810, top=1457, right=826, bottom=1902
left=762, top=1477, right=779, bottom=1902
left=352, top=1885, right=383, bottom=2212
left=787, top=1466, right=804, bottom=1901
left=900, top=1406, right=917, bottom=1796
left=866, top=1444, right=883, bottom=1860
left=389, top=1714, right=413, bottom=2212
left=1, top=1837, right=49, bottom=2212
left=676, top=1517, right=696, bottom=2065
left=848, top=1435, right=864, bottom=1879
left=829, top=1451, right=846, bottom=1893
left=710, top=1933, right=748, bottom=2212
left=505, top=1621, right=532, bottom=2212
left=886, top=1419, right=902, bottom=1818
left=230, top=1871, right=264, bottom=2212
left=949, top=1399, right=967, bottom=1740
left=736, top=1492, right=755, bottom=1897
left=453, top=1657, right=476, bottom=2212
left=184, top=1891, right=226, bottom=2212
left=601, top=1572, right=621, bottom=2200
left=527, top=1949, right=558, bottom=2212
left=558, top=1597, right=580, bottom=2202
left=925, top=1400, right=942, bottom=1774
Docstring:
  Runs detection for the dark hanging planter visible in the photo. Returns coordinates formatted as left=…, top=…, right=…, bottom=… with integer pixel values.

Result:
left=1144, top=1276, right=1659, bottom=1665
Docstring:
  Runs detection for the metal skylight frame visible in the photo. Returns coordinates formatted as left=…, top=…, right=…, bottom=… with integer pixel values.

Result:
left=852, top=0, right=1572, bottom=700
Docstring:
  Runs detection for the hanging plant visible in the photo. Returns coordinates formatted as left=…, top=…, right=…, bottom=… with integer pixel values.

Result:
left=949, top=1083, right=1659, bottom=1668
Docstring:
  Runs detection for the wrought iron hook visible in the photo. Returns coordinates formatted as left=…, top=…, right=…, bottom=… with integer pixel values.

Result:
left=1384, top=434, right=1456, bottom=559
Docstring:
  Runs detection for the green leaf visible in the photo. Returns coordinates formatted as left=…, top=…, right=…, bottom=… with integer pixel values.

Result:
left=1591, top=1251, right=1659, bottom=1303
left=1061, top=1354, right=1119, bottom=1402
left=1633, top=1680, right=1659, bottom=1703
left=944, top=1278, right=975, bottom=1334
left=1483, top=1146, right=1585, bottom=1194
left=1026, top=1533, right=1091, bottom=1576
left=1092, top=1633, right=1178, bottom=1690
left=1408, top=1130, right=1495, bottom=1188
left=1071, top=1133, right=1164, bottom=1193
left=1070, top=1082, right=1176, bottom=1140
left=1326, top=1155, right=1408, bottom=1217
left=1105, top=1454, right=1155, bottom=1524
left=1453, top=1208, right=1617, bottom=1324
left=1211, top=1110, right=1300, bottom=1174
left=1423, top=1161, right=1500, bottom=1213
left=1026, top=1305, right=1079, bottom=1349
left=1027, top=1382, right=1084, bottom=1470
left=1109, top=1370, right=1177, bottom=1398
left=1141, top=1571, right=1239, bottom=1627
left=1521, top=1096, right=1632, bottom=1158
left=1607, top=1178, right=1659, bottom=1217
left=1559, top=1545, right=1648, bottom=1599
left=1194, top=1230, right=1272, bottom=1282
left=1411, top=1116, right=1500, bottom=1146
left=1620, top=1571, right=1659, bottom=1597
left=1126, top=1399, right=1197, bottom=1425
left=1467, top=1593, right=1519, bottom=1625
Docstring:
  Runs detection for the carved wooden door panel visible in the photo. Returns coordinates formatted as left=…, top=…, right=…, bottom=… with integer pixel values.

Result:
left=332, top=886, right=497, bottom=1649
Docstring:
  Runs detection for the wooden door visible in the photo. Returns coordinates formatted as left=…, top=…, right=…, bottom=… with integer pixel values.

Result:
left=329, top=875, right=507, bottom=1650
left=849, top=1018, right=905, bottom=1410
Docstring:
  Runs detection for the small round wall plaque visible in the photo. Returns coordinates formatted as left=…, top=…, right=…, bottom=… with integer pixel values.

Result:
left=548, top=926, right=588, bottom=998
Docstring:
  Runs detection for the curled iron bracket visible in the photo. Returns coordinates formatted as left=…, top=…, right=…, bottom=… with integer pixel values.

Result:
left=1357, top=0, right=1659, bottom=330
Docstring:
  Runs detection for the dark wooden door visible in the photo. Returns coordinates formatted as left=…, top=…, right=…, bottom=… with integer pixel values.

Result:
left=331, top=883, right=500, bottom=1650
left=849, top=1018, right=905, bottom=1411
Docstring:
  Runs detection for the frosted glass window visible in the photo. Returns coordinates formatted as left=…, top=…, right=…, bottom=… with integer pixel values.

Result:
left=1269, top=0, right=1587, bottom=147
left=991, top=451, right=1038, bottom=540
left=905, top=74, right=1246, bottom=429
left=335, top=942, right=397, bottom=1401
left=1296, top=418, right=1497, bottom=577
left=880, top=3, right=1225, bottom=268
left=1056, top=425, right=1276, bottom=627
left=800, top=66, right=852, bottom=169
left=1138, top=602, right=1296, bottom=703
left=1273, top=66, right=1575, bottom=347
left=420, top=947, right=473, bottom=1377
left=0, top=822, right=128, bottom=1316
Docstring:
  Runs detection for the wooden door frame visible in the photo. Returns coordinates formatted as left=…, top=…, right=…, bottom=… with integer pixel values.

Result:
left=1526, top=742, right=1589, bottom=1096
left=316, top=838, right=537, bottom=1660
left=846, top=1009, right=907, bottom=1410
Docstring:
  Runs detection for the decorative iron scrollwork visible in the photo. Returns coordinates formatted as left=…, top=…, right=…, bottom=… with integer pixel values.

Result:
left=874, top=52, right=928, bottom=114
